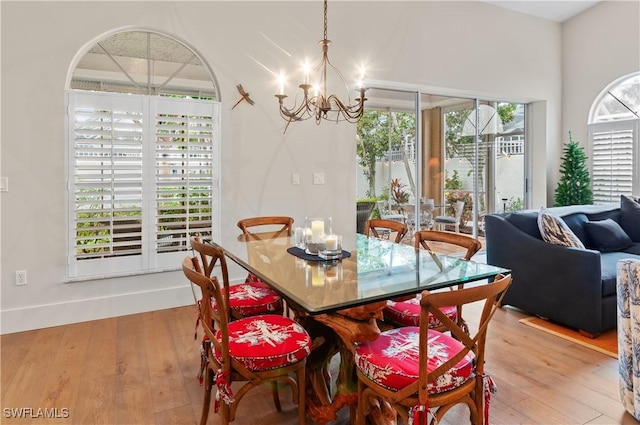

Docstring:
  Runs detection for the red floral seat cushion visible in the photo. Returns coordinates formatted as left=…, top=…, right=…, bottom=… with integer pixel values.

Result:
left=384, top=294, right=457, bottom=327
left=215, top=314, right=311, bottom=371
left=216, top=281, right=283, bottom=317
left=355, top=327, right=474, bottom=393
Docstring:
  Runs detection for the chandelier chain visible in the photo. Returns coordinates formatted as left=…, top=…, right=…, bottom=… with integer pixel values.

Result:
left=323, top=0, right=328, bottom=42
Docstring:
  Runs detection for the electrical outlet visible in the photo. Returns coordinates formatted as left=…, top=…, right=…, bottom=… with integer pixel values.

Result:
left=313, top=173, right=325, bottom=185
left=16, top=270, right=27, bottom=286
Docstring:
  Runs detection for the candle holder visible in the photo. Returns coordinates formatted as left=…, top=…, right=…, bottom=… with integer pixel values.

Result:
left=293, top=227, right=306, bottom=249
left=304, top=217, right=332, bottom=255
left=319, top=234, right=342, bottom=260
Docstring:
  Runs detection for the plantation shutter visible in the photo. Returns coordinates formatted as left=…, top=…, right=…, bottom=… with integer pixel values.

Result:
left=151, top=98, right=217, bottom=268
left=68, top=92, right=219, bottom=279
left=68, top=92, right=146, bottom=277
left=590, top=120, right=637, bottom=204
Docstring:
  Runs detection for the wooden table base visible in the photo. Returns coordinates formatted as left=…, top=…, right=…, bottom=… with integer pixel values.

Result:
left=296, top=301, right=387, bottom=425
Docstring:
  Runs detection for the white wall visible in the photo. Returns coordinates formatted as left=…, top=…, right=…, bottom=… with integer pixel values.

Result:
left=1, top=1, right=568, bottom=333
left=561, top=1, right=640, bottom=198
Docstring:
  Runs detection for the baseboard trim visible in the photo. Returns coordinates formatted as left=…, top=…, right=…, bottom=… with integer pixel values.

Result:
left=1, top=285, right=195, bottom=334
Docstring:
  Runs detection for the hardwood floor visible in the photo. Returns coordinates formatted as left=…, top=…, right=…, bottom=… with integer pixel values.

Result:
left=2, top=289, right=636, bottom=424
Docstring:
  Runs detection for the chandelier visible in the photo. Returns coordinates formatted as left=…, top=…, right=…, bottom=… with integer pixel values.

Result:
left=275, top=0, right=367, bottom=129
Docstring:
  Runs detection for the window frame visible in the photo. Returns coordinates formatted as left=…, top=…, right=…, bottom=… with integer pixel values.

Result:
left=588, top=72, right=640, bottom=203
left=66, top=90, right=221, bottom=281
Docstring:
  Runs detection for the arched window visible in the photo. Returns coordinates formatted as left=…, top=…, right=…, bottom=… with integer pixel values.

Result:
left=588, top=73, right=639, bottom=204
left=66, top=30, right=221, bottom=280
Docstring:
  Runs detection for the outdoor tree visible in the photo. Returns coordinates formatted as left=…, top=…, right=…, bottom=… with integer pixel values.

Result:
left=356, top=110, right=415, bottom=198
left=554, top=132, right=593, bottom=206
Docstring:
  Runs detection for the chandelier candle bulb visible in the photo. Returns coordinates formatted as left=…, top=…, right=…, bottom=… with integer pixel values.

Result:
left=277, top=75, right=285, bottom=96
left=303, top=63, right=311, bottom=85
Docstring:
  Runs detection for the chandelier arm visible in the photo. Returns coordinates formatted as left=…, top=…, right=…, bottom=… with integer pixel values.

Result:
left=330, top=95, right=364, bottom=112
left=275, top=0, right=367, bottom=130
left=327, top=94, right=366, bottom=117
left=324, top=55, right=354, bottom=102
left=277, top=89, right=315, bottom=120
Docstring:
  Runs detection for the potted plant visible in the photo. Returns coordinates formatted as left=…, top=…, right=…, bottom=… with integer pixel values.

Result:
left=554, top=132, right=593, bottom=206
left=390, top=178, right=410, bottom=207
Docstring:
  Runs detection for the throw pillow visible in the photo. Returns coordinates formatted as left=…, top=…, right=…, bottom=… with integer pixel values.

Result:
left=537, top=208, right=585, bottom=249
left=620, top=195, right=640, bottom=242
left=584, top=218, right=633, bottom=252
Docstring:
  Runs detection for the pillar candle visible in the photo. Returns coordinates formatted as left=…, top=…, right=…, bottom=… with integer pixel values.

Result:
left=325, top=234, right=338, bottom=250
left=311, top=220, right=324, bottom=242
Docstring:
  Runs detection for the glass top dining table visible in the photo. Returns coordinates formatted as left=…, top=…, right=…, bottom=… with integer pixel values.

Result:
left=214, top=233, right=509, bottom=315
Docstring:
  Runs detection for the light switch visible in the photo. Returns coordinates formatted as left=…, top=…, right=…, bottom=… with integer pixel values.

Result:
left=0, top=177, right=7, bottom=192
left=292, top=173, right=300, bottom=185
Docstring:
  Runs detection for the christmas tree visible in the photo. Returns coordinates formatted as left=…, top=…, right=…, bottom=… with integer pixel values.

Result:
left=554, top=132, right=593, bottom=206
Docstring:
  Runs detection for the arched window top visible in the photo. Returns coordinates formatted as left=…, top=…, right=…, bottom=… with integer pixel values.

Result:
left=70, top=30, right=219, bottom=99
left=589, top=72, right=640, bottom=124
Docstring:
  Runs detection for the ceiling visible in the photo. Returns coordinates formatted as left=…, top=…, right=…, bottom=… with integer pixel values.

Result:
left=484, top=0, right=601, bottom=22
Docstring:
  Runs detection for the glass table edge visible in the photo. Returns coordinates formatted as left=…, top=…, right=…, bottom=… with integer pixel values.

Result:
left=213, top=239, right=509, bottom=315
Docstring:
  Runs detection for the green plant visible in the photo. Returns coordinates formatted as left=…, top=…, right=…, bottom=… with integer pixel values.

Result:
left=554, top=132, right=593, bottom=206
left=505, top=197, right=524, bottom=212
left=445, top=170, right=463, bottom=190
left=390, top=178, right=410, bottom=205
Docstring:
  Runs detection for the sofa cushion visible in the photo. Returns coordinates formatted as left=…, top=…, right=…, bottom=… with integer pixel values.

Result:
left=620, top=195, right=640, bottom=242
left=601, top=252, right=640, bottom=296
left=504, top=211, right=541, bottom=238
left=584, top=218, right=633, bottom=252
left=562, top=213, right=591, bottom=247
left=622, top=242, right=640, bottom=256
left=215, top=314, right=311, bottom=371
left=538, top=208, right=585, bottom=249
left=354, top=327, right=474, bottom=393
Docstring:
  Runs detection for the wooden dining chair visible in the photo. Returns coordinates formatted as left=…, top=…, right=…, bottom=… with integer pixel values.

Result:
left=183, top=256, right=311, bottom=425
left=364, top=218, right=409, bottom=243
left=355, top=273, right=512, bottom=425
left=190, top=236, right=283, bottom=319
left=237, top=216, right=294, bottom=241
left=189, top=236, right=285, bottom=406
left=237, top=216, right=295, bottom=284
left=384, top=230, right=482, bottom=332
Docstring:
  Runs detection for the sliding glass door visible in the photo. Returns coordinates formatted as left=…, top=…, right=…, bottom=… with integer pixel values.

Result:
left=357, top=88, right=527, bottom=237
left=442, top=100, right=526, bottom=234
left=356, top=89, right=418, bottom=218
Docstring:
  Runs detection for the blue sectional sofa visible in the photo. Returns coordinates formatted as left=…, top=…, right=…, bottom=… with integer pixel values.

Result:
left=485, top=197, right=640, bottom=336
